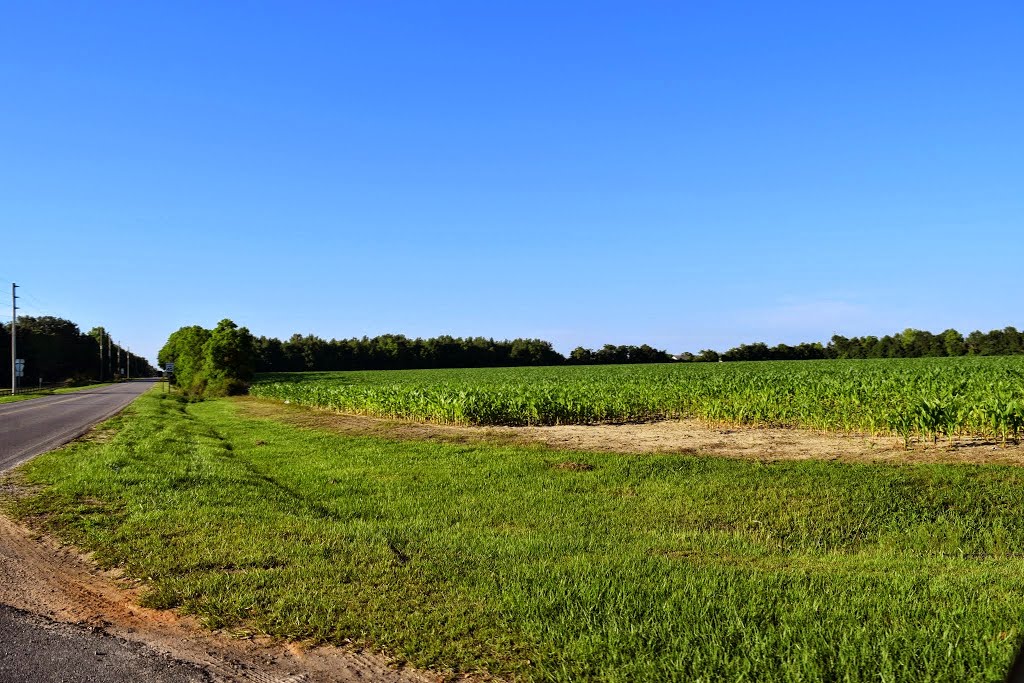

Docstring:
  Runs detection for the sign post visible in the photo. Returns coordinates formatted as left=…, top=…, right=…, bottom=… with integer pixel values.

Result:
left=164, top=362, right=175, bottom=394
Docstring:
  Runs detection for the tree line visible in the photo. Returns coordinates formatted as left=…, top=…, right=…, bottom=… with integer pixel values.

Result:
left=0, top=316, right=155, bottom=388
left=252, top=334, right=682, bottom=372
left=18, top=316, right=1019, bottom=398
left=251, top=334, right=662, bottom=372
left=160, top=320, right=1024, bottom=397
left=252, top=326, right=1024, bottom=370
left=159, top=323, right=679, bottom=396
left=683, top=326, right=1024, bottom=362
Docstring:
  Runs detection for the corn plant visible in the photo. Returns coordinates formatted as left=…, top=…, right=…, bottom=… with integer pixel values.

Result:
left=250, top=357, right=1024, bottom=442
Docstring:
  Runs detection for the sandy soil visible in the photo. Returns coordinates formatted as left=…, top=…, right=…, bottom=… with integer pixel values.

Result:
left=0, top=487, right=440, bottom=683
left=238, top=397, right=1024, bottom=466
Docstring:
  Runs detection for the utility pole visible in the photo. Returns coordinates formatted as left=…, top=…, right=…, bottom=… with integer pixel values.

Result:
left=10, top=283, right=17, bottom=396
left=108, top=334, right=112, bottom=379
left=117, top=343, right=121, bottom=380
left=127, top=347, right=131, bottom=380
left=98, top=328, right=104, bottom=381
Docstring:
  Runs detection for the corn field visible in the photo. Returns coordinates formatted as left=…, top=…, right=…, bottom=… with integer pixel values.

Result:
left=250, top=357, right=1024, bottom=444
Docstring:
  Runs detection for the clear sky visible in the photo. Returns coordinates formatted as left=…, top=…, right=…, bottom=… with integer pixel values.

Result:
left=2, top=2, right=1021, bottom=363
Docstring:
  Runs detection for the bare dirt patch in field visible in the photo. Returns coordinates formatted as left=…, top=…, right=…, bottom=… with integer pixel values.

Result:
left=237, top=397, right=1024, bottom=466
left=0, top=480, right=440, bottom=683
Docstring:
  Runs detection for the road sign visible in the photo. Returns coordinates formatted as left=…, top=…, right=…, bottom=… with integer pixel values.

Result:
left=15, top=359, right=24, bottom=378
left=165, top=362, right=175, bottom=372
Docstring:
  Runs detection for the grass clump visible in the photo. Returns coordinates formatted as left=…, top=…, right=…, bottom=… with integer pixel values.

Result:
left=7, top=391, right=1024, bottom=681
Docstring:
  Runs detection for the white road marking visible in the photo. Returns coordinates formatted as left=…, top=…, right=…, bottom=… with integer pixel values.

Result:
left=0, top=393, right=102, bottom=417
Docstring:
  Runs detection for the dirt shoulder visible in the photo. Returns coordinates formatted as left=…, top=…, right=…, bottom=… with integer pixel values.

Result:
left=0, top=483, right=438, bottom=683
left=236, top=397, right=1024, bottom=466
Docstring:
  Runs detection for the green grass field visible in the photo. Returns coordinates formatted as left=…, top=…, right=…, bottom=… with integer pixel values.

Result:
left=5, top=390, right=1024, bottom=681
left=250, top=357, right=1024, bottom=443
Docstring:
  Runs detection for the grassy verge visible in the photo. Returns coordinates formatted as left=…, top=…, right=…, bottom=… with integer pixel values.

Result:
left=0, top=382, right=114, bottom=404
left=6, top=392, right=1024, bottom=681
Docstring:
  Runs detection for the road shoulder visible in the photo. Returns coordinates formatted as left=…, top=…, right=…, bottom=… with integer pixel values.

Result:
left=0, top=487, right=437, bottom=683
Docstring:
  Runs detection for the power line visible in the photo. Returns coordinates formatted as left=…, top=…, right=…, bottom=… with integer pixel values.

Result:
left=20, top=290, right=49, bottom=310
left=3, top=284, right=155, bottom=385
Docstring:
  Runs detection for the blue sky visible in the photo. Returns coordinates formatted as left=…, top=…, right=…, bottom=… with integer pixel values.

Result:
left=2, top=2, right=1021, bottom=363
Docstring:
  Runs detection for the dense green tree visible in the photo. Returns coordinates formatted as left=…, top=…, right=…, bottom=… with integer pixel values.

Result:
left=996, top=327, right=1023, bottom=355
left=699, top=326, right=1024, bottom=363
left=965, top=330, right=988, bottom=355
left=829, top=335, right=852, bottom=359
left=166, top=321, right=1024, bottom=385
left=0, top=316, right=153, bottom=388
left=160, top=320, right=255, bottom=396
left=942, top=329, right=966, bottom=357
left=632, top=344, right=672, bottom=363
left=568, top=347, right=594, bottom=364
left=158, top=325, right=211, bottom=392
left=696, top=349, right=721, bottom=362
left=201, top=319, right=257, bottom=395
left=509, top=338, right=562, bottom=366
left=254, top=336, right=286, bottom=372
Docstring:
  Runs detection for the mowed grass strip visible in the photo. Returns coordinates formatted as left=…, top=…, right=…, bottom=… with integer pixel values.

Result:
left=7, top=392, right=1024, bottom=681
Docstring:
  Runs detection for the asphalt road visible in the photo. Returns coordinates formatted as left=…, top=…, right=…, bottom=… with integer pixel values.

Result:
left=0, top=380, right=421, bottom=682
left=0, top=379, right=213, bottom=682
left=0, top=380, right=155, bottom=472
left=0, top=604, right=209, bottom=683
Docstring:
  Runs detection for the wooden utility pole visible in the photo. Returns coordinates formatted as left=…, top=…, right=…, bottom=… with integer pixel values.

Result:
left=10, top=283, right=16, bottom=395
